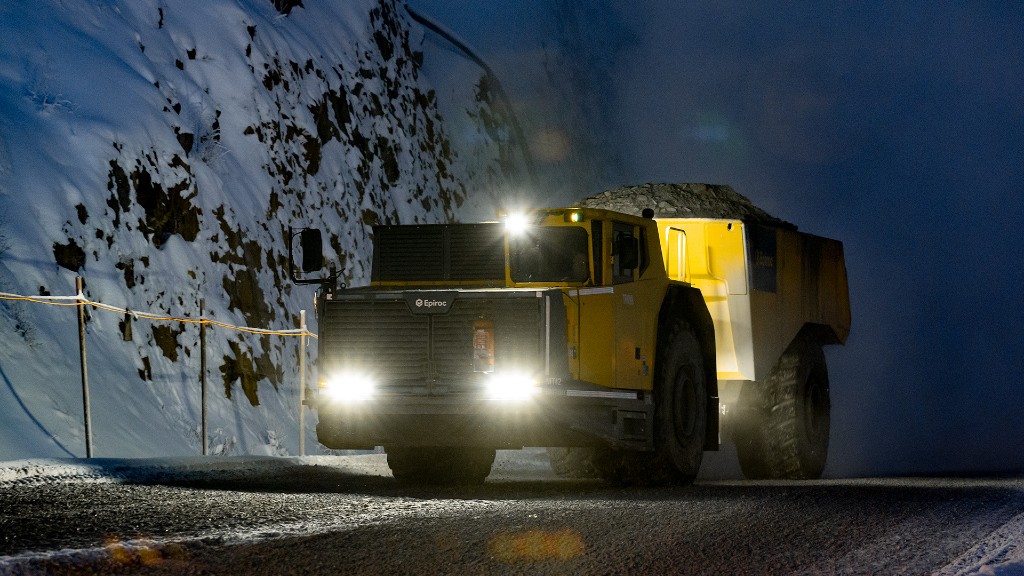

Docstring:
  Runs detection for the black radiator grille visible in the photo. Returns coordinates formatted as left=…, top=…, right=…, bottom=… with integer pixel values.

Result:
left=371, top=224, right=504, bottom=282
left=321, top=294, right=543, bottom=394
left=446, top=225, right=506, bottom=280
left=320, top=300, right=429, bottom=385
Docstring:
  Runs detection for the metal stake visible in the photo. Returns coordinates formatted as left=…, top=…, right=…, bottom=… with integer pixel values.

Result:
left=299, top=309, right=306, bottom=456
left=76, top=276, right=93, bottom=458
left=200, top=299, right=208, bottom=456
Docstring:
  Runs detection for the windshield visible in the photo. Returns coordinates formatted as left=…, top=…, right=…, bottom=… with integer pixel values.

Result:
left=509, top=226, right=590, bottom=283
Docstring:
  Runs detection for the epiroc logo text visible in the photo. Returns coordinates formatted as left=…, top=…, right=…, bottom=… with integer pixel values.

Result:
left=404, top=292, right=456, bottom=314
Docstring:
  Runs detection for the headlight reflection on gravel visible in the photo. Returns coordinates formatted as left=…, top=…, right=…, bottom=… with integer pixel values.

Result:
left=103, top=534, right=189, bottom=568
left=487, top=528, right=585, bottom=562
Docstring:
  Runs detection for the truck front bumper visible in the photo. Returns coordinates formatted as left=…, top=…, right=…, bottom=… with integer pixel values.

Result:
left=314, top=384, right=654, bottom=451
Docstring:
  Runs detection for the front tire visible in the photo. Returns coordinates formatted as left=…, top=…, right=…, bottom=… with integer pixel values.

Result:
left=656, top=322, right=708, bottom=483
left=386, top=447, right=495, bottom=485
left=596, top=321, right=707, bottom=485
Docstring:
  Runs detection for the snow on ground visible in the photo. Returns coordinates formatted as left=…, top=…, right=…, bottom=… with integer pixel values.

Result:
left=936, top=510, right=1024, bottom=576
left=0, top=454, right=388, bottom=486
left=0, top=448, right=553, bottom=486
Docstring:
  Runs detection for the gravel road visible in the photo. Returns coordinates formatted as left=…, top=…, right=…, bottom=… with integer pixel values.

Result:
left=1, top=452, right=1022, bottom=575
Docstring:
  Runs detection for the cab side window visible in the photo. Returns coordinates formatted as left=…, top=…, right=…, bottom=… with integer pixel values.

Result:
left=638, top=226, right=650, bottom=276
left=612, top=221, right=638, bottom=284
left=591, top=219, right=604, bottom=285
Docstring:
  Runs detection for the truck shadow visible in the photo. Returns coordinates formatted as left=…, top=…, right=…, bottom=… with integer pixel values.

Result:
left=131, top=462, right=1024, bottom=504
left=142, top=466, right=612, bottom=500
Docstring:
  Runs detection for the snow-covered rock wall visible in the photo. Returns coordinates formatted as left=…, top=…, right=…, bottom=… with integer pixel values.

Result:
left=0, top=0, right=516, bottom=459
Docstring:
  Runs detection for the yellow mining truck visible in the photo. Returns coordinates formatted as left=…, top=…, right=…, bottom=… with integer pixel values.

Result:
left=291, top=194, right=849, bottom=484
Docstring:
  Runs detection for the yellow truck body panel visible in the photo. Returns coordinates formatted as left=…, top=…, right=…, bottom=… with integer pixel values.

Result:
left=653, top=218, right=850, bottom=382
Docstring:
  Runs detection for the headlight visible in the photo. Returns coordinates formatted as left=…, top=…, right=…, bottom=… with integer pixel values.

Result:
left=485, top=372, right=539, bottom=402
left=503, top=213, right=531, bottom=236
left=319, top=372, right=375, bottom=403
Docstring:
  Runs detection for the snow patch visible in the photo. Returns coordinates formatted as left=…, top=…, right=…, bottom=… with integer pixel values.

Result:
left=935, top=511, right=1024, bottom=576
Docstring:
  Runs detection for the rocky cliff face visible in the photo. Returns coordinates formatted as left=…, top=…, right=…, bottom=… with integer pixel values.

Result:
left=0, top=0, right=516, bottom=457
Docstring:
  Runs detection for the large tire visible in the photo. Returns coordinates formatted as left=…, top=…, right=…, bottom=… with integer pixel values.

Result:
left=547, top=447, right=600, bottom=478
left=734, top=381, right=772, bottom=479
left=385, top=447, right=495, bottom=485
left=736, top=336, right=830, bottom=479
left=595, top=321, right=707, bottom=485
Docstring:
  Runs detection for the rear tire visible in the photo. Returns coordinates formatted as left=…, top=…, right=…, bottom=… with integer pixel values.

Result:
left=735, top=335, right=830, bottom=479
left=386, top=447, right=495, bottom=485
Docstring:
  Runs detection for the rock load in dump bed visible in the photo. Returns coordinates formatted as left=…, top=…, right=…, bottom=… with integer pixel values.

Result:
left=577, top=183, right=796, bottom=229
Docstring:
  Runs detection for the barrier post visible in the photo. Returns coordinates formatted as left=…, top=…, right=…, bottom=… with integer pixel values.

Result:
left=299, top=309, right=306, bottom=456
left=76, top=276, right=93, bottom=458
left=200, top=299, right=208, bottom=456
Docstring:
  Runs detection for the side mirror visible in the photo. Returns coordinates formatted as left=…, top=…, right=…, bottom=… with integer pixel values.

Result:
left=299, top=229, right=323, bottom=273
left=289, top=227, right=330, bottom=286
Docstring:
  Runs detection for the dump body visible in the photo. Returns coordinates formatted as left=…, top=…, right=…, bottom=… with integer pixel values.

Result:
left=655, top=218, right=850, bottom=382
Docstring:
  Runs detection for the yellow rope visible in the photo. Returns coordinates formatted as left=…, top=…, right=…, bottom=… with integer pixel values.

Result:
left=0, top=292, right=317, bottom=339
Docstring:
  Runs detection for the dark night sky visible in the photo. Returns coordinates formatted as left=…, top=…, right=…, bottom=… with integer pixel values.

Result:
left=412, top=1, right=1024, bottom=475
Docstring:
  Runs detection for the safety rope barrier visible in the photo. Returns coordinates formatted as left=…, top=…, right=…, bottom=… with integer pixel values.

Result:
left=0, top=290, right=317, bottom=339
left=1, top=279, right=317, bottom=458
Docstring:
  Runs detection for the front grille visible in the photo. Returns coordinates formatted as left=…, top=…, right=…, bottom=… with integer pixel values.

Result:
left=320, top=300, right=429, bottom=387
left=432, top=298, right=543, bottom=391
left=321, top=292, right=544, bottom=395
left=371, top=226, right=445, bottom=282
left=371, top=224, right=504, bottom=282
left=446, top=225, right=506, bottom=280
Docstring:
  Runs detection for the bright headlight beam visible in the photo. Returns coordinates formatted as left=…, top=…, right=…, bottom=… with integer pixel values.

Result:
left=485, top=372, right=539, bottom=402
left=320, top=373, right=375, bottom=403
left=504, top=213, right=531, bottom=236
